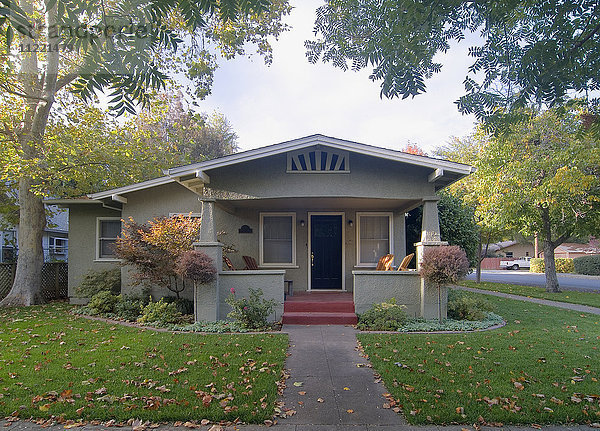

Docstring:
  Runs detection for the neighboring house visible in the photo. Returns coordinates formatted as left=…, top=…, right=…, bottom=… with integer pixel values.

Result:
left=546, top=242, right=600, bottom=259
left=495, top=241, right=535, bottom=259
left=49, top=135, right=473, bottom=322
left=0, top=206, right=69, bottom=263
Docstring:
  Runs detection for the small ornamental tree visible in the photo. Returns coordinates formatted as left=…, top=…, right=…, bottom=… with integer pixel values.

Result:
left=116, top=216, right=206, bottom=298
left=175, top=251, right=217, bottom=285
left=420, top=246, right=470, bottom=323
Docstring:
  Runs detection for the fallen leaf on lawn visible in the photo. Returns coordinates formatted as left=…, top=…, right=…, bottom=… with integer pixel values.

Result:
left=263, top=420, right=273, bottom=427
left=392, top=407, right=401, bottom=413
left=346, top=409, right=354, bottom=414
left=455, top=407, right=464, bottom=414
left=571, top=395, right=582, bottom=403
left=293, top=382, right=303, bottom=387
left=514, top=382, right=524, bottom=390
left=317, top=398, right=324, bottom=403
left=200, top=419, right=210, bottom=425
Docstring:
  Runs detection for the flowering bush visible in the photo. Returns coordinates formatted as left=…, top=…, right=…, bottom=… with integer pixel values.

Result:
left=226, top=288, right=276, bottom=330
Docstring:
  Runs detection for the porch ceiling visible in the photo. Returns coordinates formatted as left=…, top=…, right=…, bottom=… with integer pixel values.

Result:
left=216, top=197, right=421, bottom=212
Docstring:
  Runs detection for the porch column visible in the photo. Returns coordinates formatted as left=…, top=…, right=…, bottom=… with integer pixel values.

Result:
left=414, top=196, right=448, bottom=319
left=193, top=198, right=223, bottom=322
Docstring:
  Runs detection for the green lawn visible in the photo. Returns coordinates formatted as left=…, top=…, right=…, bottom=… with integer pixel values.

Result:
left=459, top=280, right=600, bottom=308
left=359, top=291, right=600, bottom=425
left=0, top=303, right=288, bottom=424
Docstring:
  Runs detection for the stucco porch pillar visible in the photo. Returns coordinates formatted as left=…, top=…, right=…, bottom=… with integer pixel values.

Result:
left=193, top=198, right=223, bottom=322
left=414, top=196, right=448, bottom=319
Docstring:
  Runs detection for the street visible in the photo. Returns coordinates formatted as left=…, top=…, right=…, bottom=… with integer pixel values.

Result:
left=465, top=270, right=600, bottom=291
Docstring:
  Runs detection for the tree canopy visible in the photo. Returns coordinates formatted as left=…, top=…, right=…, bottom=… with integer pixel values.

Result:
left=306, top=1, right=600, bottom=125
left=458, top=108, right=600, bottom=291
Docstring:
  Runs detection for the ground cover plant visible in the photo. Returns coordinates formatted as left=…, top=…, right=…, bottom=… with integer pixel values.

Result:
left=0, top=303, right=288, bottom=424
left=459, top=281, right=600, bottom=309
left=359, top=290, right=599, bottom=425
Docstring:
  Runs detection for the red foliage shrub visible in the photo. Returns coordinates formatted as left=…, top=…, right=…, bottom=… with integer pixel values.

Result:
left=420, top=245, right=470, bottom=286
left=175, top=251, right=217, bottom=284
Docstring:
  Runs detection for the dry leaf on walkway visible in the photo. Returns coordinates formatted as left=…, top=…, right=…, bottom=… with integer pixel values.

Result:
left=343, top=387, right=350, bottom=391
left=293, top=382, right=303, bottom=387
left=298, top=391, right=306, bottom=395
left=317, top=398, right=324, bottom=403
left=346, top=409, right=354, bottom=413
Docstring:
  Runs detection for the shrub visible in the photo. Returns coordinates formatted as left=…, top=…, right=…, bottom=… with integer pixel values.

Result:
left=88, top=291, right=121, bottom=315
left=530, top=258, right=574, bottom=273
left=162, top=296, right=194, bottom=315
left=76, top=268, right=121, bottom=298
left=175, top=250, right=217, bottom=284
left=138, top=298, right=182, bottom=326
left=447, top=290, right=493, bottom=321
left=420, top=246, right=470, bottom=286
left=357, top=298, right=407, bottom=331
left=226, top=288, right=276, bottom=330
left=114, top=292, right=151, bottom=321
left=574, top=255, right=600, bottom=275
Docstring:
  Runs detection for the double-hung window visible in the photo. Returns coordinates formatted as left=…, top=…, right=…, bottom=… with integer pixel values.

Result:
left=356, top=212, right=393, bottom=266
left=97, top=218, right=122, bottom=260
left=259, top=213, right=296, bottom=267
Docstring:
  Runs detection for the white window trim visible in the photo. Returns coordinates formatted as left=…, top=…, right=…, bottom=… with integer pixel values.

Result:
left=355, top=212, right=394, bottom=267
left=259, top=212, right=296, bottom=268
left=49, top=237, right=68, bottom=254
left=96, top=217, right=122, bottom=261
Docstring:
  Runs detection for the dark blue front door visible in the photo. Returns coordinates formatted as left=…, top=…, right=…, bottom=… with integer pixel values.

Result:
left=310, top=215, right=342, bottom=290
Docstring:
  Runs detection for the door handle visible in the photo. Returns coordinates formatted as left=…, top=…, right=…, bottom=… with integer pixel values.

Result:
left=311, top=252, right=314, bottom=267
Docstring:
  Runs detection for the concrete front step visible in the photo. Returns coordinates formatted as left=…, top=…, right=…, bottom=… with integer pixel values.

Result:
left=282, top=311, right=358, bottom=325
left=284, top=300, right=355, bottom=313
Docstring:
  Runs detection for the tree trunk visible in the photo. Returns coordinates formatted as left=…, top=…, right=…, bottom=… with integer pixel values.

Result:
left=476, top=230, right=482, bottom=283
left=540, top=207, right=560, bottom=293
left=0, top=178, right=46, bottom=306
left=542, top=239, right=560, bottom=293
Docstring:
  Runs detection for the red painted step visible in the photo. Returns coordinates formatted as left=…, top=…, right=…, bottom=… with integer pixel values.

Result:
left=284, top=300, right=355, bottom=313
left=282, top=292, right=357, bottom=325
left=282, top=311, right=358, bottom=325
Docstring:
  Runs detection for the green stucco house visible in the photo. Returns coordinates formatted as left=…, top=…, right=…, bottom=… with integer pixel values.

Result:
left=51, top=135, right=473, bottom=323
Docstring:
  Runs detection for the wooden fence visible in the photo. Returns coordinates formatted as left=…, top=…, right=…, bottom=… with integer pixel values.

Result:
left=481, top=257, right=502, bottom=270
left=0, top=263, right=68, bottom=301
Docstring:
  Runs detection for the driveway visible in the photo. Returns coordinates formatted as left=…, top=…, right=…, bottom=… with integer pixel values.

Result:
left=466, top=270, right=600, bottom=291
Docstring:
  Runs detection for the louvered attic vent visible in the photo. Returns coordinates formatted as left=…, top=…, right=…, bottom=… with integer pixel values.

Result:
left=286, top=148, right=350, bottom=173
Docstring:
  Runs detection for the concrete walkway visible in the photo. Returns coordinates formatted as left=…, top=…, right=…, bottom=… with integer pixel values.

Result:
left=454, top=285, right=600, bottom=315
left=279, top=325, right=405, bottom=427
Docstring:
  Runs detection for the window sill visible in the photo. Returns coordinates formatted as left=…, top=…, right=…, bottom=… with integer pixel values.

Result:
left=260, top=265, right=299, bottom=269
left=94, top=258, right=121, bottom=262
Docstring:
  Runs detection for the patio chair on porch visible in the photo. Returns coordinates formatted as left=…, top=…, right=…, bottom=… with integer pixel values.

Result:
left=397, top=253, right=414, bottom=271
left=242, top=255, right=260, bottom=270
left=223, top=255, right=236, bottom=271
left=375, top=254, right=395, bottom=271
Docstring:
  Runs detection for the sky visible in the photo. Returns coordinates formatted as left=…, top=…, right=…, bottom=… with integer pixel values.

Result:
left=197, top=0, right=479, bottom=154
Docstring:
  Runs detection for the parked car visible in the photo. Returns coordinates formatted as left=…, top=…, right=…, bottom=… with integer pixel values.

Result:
left=500, top=256, right=532, bottom=270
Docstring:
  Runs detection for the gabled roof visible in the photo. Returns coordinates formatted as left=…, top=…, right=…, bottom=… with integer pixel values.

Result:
left=88, top=134, right=474, bottom=200
left=166, top=134, right=474, bottom=176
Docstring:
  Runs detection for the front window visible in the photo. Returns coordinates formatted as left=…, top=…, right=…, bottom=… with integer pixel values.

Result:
left=357, top=212, right=393, bottom=266
left=97, top=218, right=122, bottom=259
left=260, top=213, right=296, bottom=266
left=49, top=237, right=68, bottom=255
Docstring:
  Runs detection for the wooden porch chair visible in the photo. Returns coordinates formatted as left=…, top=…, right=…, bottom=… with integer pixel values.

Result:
left=397, top=253, right=414, bottom=271
left=375, top=254, right=395, bottom=271
left=223, top=255, right=236, bottom=271
left=242, top=255, right=260, bottom=270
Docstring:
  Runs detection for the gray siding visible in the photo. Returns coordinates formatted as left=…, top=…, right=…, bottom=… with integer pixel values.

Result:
left=67, top=204, right=121, bottom=303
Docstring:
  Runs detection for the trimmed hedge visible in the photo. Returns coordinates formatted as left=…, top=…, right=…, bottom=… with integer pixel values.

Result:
left=573, top=255, right=600, bottom=276
left=530, top=258, right=574, bottom=273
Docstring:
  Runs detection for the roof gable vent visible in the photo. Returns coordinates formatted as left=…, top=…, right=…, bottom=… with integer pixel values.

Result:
left=287, top=148, right=349, bottom=173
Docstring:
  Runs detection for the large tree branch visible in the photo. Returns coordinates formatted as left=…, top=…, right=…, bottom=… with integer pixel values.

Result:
left=0, top=83, right=49, bottom=101
left=56, top=72, right=80, bottom=91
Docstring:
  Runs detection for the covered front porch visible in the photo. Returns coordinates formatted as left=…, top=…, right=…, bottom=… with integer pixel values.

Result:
left=194, top=196, right=447, bottom=323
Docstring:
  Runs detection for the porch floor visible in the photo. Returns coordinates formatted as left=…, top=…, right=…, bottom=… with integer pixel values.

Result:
left=283, top=292, right=357, bottom=325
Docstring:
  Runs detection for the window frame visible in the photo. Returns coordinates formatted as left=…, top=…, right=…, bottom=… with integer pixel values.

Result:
left=49, top=236, right=68, bottom=255
left=96, top=217, right=122, bottom=261
left=355, top=212, right=394, bottom=267
left=259, top=212, right=297, bottom=267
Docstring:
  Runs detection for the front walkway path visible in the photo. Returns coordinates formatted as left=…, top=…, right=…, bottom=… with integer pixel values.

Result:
left=279, top=325, right=406, bottom=427
left=454, top=285, right=600, bottom=315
